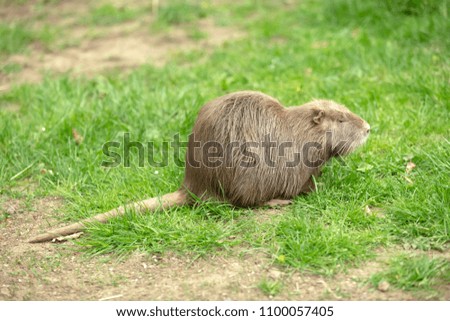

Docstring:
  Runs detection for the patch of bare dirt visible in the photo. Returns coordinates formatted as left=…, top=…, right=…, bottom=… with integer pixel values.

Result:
left=0, top=1, right=244, bottom=91
left=1, top=197, right=447, bottom=301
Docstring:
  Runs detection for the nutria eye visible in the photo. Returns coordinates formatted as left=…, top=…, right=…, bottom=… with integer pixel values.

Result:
left=339, top=119, right=344, bottom=123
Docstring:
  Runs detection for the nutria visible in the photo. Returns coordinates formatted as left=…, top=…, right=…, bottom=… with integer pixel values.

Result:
left=28, top=91, right=370, bottom=243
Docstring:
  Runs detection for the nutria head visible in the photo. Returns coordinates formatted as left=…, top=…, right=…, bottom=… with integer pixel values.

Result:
left=302, top=100, right=370, bottom=157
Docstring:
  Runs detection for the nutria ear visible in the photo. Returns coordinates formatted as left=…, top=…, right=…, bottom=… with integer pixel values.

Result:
left=313, top=110, right=324, bottom=124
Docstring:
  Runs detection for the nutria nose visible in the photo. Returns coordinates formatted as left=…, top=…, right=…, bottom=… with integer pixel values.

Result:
left=365, top=124, right=371, bottom=134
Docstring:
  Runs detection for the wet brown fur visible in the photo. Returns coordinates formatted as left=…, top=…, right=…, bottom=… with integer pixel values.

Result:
left=183, top=91, right=370, bottom=206
left=28, top=91, right=370, bottom=243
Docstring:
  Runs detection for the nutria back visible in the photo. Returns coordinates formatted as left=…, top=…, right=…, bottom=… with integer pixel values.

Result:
left=183, top=91, right=370, bottom=207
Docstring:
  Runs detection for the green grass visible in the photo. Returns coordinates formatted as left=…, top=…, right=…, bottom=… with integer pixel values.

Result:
left=0, top=0, right=30, bottom=5
left=0, top=23, right=35, bottom=54
left=1, top=63, right=22, bottom=74
left=0, top=213, right=10, bottom=223
left=370, top=254, right=450, bottom=296
left=154, top=0, right=210, bottom=28
left=0, top=22, right=59, bottom=55
left=187, top=27, right=208, bottom=41
left=85, top=4, right=142, bottom=26
left=258, top=279, right=283, bottom=296
left=79, top=201, right=250, bottom=257
left=0, top=0, right=449, bottom=276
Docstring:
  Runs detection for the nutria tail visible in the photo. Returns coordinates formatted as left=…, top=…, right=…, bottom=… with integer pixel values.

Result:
left=28, top=190, right=187, bottom=243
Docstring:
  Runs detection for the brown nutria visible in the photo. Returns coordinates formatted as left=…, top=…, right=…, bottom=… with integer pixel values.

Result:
left=28, top=91, right=370, bottom=243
